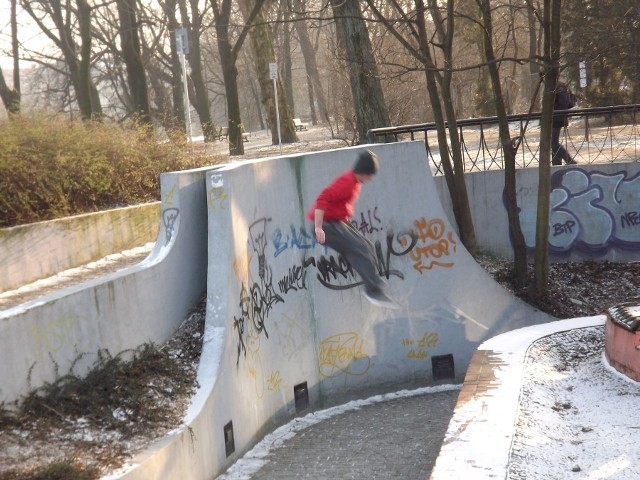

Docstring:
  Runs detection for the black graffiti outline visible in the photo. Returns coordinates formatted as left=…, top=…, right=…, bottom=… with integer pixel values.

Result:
left=303, top=229, right=419, bottom=290
left=162, top=208, right=179, bottom=245
left=234, top=217, right=284, bottom=365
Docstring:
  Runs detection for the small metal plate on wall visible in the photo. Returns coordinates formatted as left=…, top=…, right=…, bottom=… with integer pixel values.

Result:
left=432, top=353, right=455, bottom=380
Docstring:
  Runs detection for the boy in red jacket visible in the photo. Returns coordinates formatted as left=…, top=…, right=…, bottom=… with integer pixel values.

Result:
left=307, top=150, right=398, bottom=308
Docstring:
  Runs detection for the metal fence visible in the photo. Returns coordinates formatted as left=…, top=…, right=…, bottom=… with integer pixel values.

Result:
left=368, top=104, right=640, bottom=175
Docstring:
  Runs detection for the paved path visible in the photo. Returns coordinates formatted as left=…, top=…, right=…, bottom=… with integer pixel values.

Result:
left=219, top=388, right=460, bottom=480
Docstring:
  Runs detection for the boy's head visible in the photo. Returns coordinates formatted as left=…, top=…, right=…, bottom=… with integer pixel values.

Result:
left=353, top=150, right=379, bottom=183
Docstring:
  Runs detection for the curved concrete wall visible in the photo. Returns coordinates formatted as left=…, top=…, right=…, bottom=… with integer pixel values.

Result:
left=0, top=167, right=215, bottom=404
left=0, top=202, right=160, bottom=293
left=110, top=142, right=554, bottom=479
left=435, top=162, right=640, bottom=262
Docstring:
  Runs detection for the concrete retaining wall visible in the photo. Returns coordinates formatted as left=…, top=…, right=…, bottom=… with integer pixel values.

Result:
left=0, top=203, right=160, bottom=293
left=0, top=167, right=215, bottom=404
left=434, top=162, right=640, bottom=262
left=111, top=142, right=553, bottom=479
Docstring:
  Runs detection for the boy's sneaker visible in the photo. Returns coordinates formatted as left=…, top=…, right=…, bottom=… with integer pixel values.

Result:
left=363, top=288, right=400, bottom=309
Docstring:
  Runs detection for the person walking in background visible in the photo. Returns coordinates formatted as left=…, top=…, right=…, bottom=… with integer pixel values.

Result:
left=552, top=82, right=578, bottom=165
left=307, top=150, right=398, bottom=309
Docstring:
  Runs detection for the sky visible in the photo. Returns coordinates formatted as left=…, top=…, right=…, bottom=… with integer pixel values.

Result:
left=0, top=3, right=53, bottom=72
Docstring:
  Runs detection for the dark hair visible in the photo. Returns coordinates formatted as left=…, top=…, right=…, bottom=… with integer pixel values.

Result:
left=353, top=150, right=379, bottom=175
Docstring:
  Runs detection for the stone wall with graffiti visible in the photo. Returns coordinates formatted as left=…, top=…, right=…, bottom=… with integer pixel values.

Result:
left=436, top=162, right=640, bottom=262
left=201, top=142, right=552, bottom=474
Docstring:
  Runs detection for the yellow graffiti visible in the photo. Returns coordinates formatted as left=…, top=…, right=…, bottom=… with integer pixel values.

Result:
left=402, top=331, right=439, bottom=360
left=418, top=331, right=439, bottom=348
left=32, top=313, right=95, bottom=358
left=319, top=332, right=370, bottom=378
left=208, top=186, right=228, bottom=210
left=267, top=370, right=283, bottom=392
left=164, top=183, right=177, bottom=207
left=408, top=350, right=428, bottom=360
left=409, top=217, right=457, bottom=273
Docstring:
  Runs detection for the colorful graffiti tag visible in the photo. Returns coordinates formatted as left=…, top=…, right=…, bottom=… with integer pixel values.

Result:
left=516, top=168, right=640, bottom=254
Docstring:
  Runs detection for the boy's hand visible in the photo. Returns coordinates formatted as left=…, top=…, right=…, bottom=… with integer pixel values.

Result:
left=315, top=227, right=325, bottom=244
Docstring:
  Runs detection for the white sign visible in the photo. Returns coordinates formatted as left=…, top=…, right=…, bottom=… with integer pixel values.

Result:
left=175, top=28, right=189, bottom=55
left=269, top=62, right=278, bottom=80
left=579, top=61, right=587, bottom=89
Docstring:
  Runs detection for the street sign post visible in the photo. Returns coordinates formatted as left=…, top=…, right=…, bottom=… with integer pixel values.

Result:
left=269, top=62, right=282, bottom=152
left=175, top=28, right=192, bottom=141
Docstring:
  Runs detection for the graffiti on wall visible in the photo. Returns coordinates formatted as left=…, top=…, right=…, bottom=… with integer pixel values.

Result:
left=232, top=211, right=454, bottom=371
left=516, top=168, right=640, bottom=254
left=162, top=208, right=179, bottom=244
left=208, top=174, right=228, bottom=211
left=319, top=332, right=371, bottom=378
left=401, top=331, right=439, bottom=360
left=32, top=312, right=95, bottom=359
left=407, top=217, right=457, bottom=273
left=233, top=218, right=284, bottom=365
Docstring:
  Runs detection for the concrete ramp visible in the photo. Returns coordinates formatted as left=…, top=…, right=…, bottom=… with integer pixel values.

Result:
left=111, top=141, right=554, bottom=479
left=0, top=167, right=214, bottom=404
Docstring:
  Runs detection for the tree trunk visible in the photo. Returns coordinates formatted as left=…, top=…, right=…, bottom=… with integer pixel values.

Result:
left=76, top=0, right=96, bottom=120
left=281, top=4, right=295, bottom=115
left=210, top=0, right=269, bottom=155
left=115, top=0, right=152, bottom=124
left=23, top=0, right=103, bottom=119
left=477, top=0, right=527, bottom=283
left=428, top=0, right=477, bottom=256
left=239, top=0, right=298, bottom=145
left=0, top=0, right=21, bottom=115
left=184, top=0, right=215, bottom=141
left=330, top=0, right=390, bottom=143
left=292, top=0, right=329, bottom=125
left=533, top=0, right=562, bottom=296
left=162, top=0, right=186, bottom=133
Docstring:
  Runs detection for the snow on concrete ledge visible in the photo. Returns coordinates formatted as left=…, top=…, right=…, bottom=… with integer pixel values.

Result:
left=429, top=315, right=606, bottom=480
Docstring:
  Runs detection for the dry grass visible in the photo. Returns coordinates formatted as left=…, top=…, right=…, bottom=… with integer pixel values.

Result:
left=0, top=298, right=205, bottom=479
left=0, top=115, right=225, bottom=228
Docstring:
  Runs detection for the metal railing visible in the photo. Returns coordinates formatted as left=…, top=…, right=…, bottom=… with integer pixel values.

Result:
left=368, top=104, right=640, bottom=175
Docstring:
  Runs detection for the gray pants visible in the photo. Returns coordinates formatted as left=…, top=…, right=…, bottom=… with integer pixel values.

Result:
left=321, top=221, right=385, bottom=292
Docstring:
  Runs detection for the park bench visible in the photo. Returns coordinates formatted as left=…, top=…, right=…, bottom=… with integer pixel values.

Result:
left=293, top=118, right=308, bottom=131
left=216, top=126, right=228, bottom=141
left=215, top=126, right=249, bottom=142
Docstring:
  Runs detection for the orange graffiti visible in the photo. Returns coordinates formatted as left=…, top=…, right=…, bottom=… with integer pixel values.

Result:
left=410, top=217, right=457, bottom=273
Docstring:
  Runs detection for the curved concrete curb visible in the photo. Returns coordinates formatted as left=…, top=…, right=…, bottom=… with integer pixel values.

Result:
left=429, top=315, right=606, bottom=480
left=0, top=203, right=160, bottom=293
left=106, top=142, right=555, bottom=479
left=0, top=166, right=216, bottom=404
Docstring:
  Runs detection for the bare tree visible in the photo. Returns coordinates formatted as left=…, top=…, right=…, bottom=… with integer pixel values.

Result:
left=0, top=0, right=21, bottom=115
left=22, top=0, right=103, bottom=119
left=366, top=0, right=477, bottom=255
left=290, top=0, right=329, bottom=125
left=178, top=0, right=216, bottom=141
left=475, top=0, right=528, bottom=283
left=238, top=0, right=298, bottom=145
left=532, top=0, right=561, bottom=295
left=329, top=0, right=390, bottom=143
left=115, top=0, right=151, bottom=124
left=209, top=0, right=268, bottom=155
left=156, top=0, right=186, bottom=132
